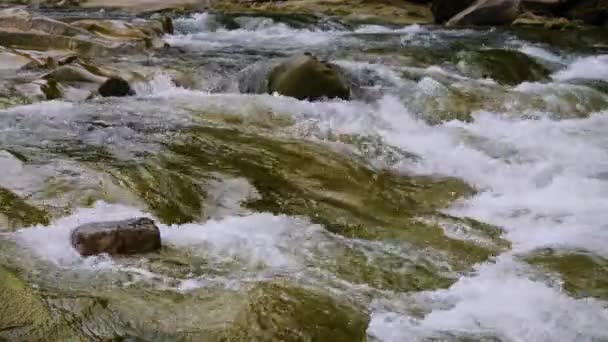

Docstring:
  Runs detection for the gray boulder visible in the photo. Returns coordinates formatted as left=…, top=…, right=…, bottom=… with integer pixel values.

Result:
left=71, top=217, right=161, bottom=256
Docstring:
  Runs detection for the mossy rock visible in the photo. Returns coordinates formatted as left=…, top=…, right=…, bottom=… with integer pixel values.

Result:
left=211, top=0, right=433, bottom=26
left=526, top=248, right=608, bottom=300
left=0, top=266, right=83, bottom=341
left=108, top=161, right=206, bottom=224
left=12, top=279, right=367, bottom=341
left=457, top=49, right=550, bottom=85
left=267, top=54, right=350, bottom=101
left=227, top=282, right=369, bottom=342
left=0, top=187, right=49, bottom=231
left=107, top=125, right=504, bottom=273
left=510, top=26, right=608, bottom=54
left=40, top=79, right=63, bottom=100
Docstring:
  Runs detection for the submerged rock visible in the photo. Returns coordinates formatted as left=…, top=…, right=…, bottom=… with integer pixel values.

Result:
left=227, top=282, right=369, bottom=341
left=71, top=217, right=161, bottom=256
left=0, top=266, right=82, bottom=341
left=239, top=54, right=350, bottom=101
left=458, top=48, right=550, bottom=85
left=526, top=248, right=608, bottom=300
left=0, top=187, right=49, bottom=231
left=98, top=77, right=135, bottom=97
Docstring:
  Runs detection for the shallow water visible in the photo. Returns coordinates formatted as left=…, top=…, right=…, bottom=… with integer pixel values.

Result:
left=1, top=11, right=608, bottom=342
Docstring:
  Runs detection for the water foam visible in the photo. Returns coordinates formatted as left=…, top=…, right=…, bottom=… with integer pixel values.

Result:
left=368, top=257, right=608, bottom=342
left=553, top=55, right=608, bottom=81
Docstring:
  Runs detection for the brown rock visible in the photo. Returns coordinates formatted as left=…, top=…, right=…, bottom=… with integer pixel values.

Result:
left=70, top=217, right=161, bottom=256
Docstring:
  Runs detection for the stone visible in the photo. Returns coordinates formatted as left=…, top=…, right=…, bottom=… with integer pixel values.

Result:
left=227, top=282, right=369, bottom=341
left=98, top=77, right=135, bottom=97
left=561, top=0, right=608, bottom=26
left=447, top=0, right=522, bottom=26
left=70, top=217, right=161, bottom=256
left=458, top=48, right=550, bottom=85
left=267, top=54, right=350, bottom=101
left=432, top=0, right=476, bottom=23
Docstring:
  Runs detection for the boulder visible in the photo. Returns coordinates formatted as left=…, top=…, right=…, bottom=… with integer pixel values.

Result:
left=432, top=0, right=476, bottom=23
left=44, top=64, right=108, bottom=84
left=268, top=54, right=350, bottom=101
left=457, top=48, right=550, bottom=85
left=561, top=0, right=608, bottom=26
left=70, top=217, right=160, bottom=256
left=98, top=77, right=135, bottom=97
left=447, top=0, right=522, bottom=25
left=0, top=8, right=167, bottom=55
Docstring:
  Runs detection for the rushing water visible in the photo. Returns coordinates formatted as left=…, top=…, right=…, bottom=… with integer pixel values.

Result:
left=1, top=11, right=608, bottom=342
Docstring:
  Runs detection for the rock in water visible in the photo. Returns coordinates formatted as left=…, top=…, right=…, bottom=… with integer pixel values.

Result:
left=447, top=0, right=522, bottom=25
left=432, top=0, right=476, bottom=23
left=98, top=77, right=135, bottom=97
left=71, top=218, right=161, bottom=256
left=458, top=49, right=550, bottom=85
left=268, top=54, right=350, bottom=101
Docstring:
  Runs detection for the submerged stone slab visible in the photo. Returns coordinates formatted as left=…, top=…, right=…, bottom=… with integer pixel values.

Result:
left=71, top=217, right=161, bottom=256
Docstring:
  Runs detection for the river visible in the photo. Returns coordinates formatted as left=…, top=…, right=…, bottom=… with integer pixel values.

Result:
left=1, top=11, right=608, bottom=342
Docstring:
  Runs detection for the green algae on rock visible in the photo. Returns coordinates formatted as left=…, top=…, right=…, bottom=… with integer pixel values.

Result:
left=0, top=187, right=49, bottom=231
left=149, top=126, right=504, bottom=270
left=212, top=0, right=433, bottom=26
left=228, top=282, right=369, bottom=341
left=0, top=266, right=84, bottom=341
left=526, top=248, right=608, bottom=301
left=457, top=48, right=550, bottom=85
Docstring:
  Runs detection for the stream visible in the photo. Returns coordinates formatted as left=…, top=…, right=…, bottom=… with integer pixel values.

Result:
left=1, top=10, right=608, bottom=342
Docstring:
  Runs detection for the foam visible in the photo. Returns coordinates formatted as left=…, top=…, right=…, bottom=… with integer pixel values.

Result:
left=553, top=55, right=608, bottom=81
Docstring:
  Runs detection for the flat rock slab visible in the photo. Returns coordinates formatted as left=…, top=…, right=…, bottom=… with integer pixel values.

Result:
left=81, top=0, right=204, bottom=12
left=71, top=217, right=161, bottom=256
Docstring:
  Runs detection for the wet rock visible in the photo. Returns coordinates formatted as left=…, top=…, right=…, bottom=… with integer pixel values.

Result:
left=268, top=54, right=350, bottom=101
left=526, top=248, right=608, bottom=300
left=70, top=217, right=161, bottom=256
left=512, top=12, right=578, bottom=29
left=432, top=0, right=476, bottom=23
left=447, top=0, right=522, bottom=26
left=98, top=77, right=135, bottom=97
left=80, top=0, right=203, bottom=12
left=40, top=78, right=63, bottom=100
left=44, top=64, right=108, bottom=84
left=0, top=47, right=33, bottom=70
left=561, top=0, right=608, bottom=26
left=0, top=266, right=83, bottom=341
left=212, top=0, right=432, bottom=25
left=151, top=13, right=175, bottom=34
left=523, top=0, right=608, bottom=26
left=458, top=48, right=550, bottom=85
left=227, top=282, right=369, bottom=341
left=71, top=19, right=167, bottom=49
left=238, top=54, right=350, bottom=101
left=0, top=8, right=167, bottom=55
left=0, top=186, right=49, bottom=231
